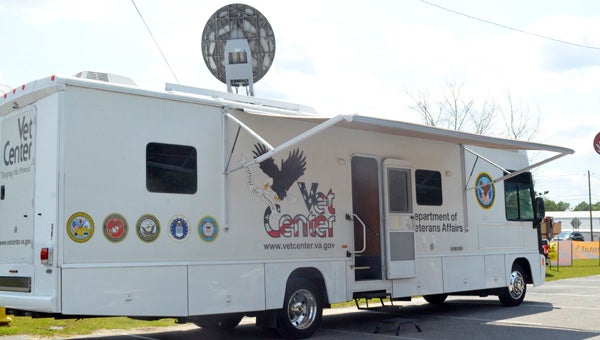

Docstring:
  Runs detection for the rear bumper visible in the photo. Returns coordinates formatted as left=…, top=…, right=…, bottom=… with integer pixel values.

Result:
left=0, top=294, right=57, bottom=313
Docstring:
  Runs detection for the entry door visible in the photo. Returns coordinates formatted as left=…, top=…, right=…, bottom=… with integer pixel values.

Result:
left=351, top=156, right=382, bottom=281
left=383, top=159, right=416, bottom=279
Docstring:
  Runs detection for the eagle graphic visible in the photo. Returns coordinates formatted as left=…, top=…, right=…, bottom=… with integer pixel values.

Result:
left=252, top=143, right=307, bottom=201
left=480, top=182, right=493, bottom=204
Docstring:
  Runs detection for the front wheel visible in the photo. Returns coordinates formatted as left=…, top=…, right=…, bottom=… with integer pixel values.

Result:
left=276, top=278, right=323, bottom=339
left=498, top=264, right=527, bottom=306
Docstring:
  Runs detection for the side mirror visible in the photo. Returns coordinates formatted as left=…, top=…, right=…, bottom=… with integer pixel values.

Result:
left=534, top=196, right=545, bottom=222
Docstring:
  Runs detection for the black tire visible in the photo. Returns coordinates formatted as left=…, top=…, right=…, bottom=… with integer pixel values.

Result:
left=423, top=293, right=448, bottom=304
left=498, top=264, right=527, bottom=306
left=194, top=313, right=243, bottom=330
left=276, top=278, right=323, bottom=339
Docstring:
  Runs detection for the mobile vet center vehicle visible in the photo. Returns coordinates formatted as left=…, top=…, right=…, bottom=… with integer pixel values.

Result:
left=0, top=74, right=572, bottom=338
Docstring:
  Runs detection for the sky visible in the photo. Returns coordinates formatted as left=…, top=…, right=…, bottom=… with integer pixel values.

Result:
left=1, top=0, right=599, bottom=208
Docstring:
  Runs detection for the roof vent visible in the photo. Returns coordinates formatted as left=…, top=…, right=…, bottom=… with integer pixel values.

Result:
left=74, top=71, right=136, bottom=86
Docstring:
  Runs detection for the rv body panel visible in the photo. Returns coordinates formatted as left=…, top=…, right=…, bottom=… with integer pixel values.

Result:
left=188, top=263, right=265, bottom=315
left=464, top=145, right=544, bottom=287
left=33, top=93, right=61, bottom=311
left=61, top=86, right=223, bottom=264
left=62, top=266, right=188, bottom=316
left=59, top=84, right=224, bottom=315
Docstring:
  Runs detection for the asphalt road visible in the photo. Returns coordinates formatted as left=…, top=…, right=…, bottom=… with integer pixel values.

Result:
left=22, top=274, right=600, bottom=339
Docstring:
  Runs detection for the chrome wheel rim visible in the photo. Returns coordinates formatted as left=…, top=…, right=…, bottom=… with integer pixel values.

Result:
left=508, top=270, right=525, bottom=300
left=287, top=288, right=318, bottom=330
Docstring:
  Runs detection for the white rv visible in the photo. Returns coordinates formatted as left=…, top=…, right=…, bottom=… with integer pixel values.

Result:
left=0, top=75, right=573, bottom=338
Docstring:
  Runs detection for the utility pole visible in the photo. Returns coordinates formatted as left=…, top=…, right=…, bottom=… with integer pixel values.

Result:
left=589, top=170, right=594, bottom=241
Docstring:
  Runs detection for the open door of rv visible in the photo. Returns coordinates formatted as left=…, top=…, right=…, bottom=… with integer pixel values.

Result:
left=382, top=159, right=416, bottom=279
left=351, top=156, right=383, bottom=281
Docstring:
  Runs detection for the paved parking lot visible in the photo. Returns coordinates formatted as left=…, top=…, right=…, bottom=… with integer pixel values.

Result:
left=313, top=279, right=600, bottom=339
left=61, top=274, right=600, bottom=339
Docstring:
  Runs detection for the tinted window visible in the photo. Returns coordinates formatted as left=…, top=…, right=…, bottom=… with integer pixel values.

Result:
left=146, top=142, right=197, bottom=194
left=505, top=172, right=534, bottom=221
left=415, top=169, right=442, bottom=206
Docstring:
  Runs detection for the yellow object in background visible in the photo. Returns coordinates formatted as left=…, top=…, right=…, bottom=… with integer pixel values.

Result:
left=0, top=307, right=11, bottom=325
left=548, top=242, right=558, bottom=261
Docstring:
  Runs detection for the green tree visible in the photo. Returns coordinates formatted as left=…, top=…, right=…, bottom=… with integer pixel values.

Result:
left=556, top=201, right=571, bottom=211
left=573, top=201, right=600, bottom=211
left=544, top=199, right=570, bottom=211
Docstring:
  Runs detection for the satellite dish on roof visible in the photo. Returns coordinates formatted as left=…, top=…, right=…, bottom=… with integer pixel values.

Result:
left=201, top=3, right=276, bottom=96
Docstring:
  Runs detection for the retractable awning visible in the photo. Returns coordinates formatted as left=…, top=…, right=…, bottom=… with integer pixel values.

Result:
left=224, top=111, right=574, bottom=183
left=340, top=116, right=574, bottom=187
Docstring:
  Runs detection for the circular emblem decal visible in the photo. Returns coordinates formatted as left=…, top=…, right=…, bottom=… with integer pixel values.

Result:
left=475, top=172, right=495, bottom=209
left=169, top=215, right=190, bottom=242
left=103, top=213, right=128, bottom=243
left=198, top=216, right=219, bottom=243
left=67, top=212, right=94, bottom=243
left=136, top=214, right=161, bottom=243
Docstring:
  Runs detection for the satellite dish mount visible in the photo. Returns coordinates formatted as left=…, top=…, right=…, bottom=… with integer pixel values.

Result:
left=224, top=39, right=254, bottom=94
left=201, top=4, right=276, bottom=96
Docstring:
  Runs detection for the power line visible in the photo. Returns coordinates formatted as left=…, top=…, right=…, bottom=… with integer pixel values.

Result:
left=130, top=0, right=180, bottom=84
left=418, top=0, right=600, bottom=51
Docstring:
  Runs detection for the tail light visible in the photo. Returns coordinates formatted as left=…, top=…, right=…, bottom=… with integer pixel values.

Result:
left=40, top=247, right=53, bottom=266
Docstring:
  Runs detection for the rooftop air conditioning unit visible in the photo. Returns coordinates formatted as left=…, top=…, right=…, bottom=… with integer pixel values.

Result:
left=74, top=71, right=136, bottom=86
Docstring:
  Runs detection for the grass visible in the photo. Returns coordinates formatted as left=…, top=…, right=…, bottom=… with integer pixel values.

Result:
left=1, top=260, right=599, bottom=338
left=545, top=259, right=600, bottom=281
left=0, top=316, right=179, bottom=338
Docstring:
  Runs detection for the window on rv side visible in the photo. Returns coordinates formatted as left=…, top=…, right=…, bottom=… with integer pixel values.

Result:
left=504, top=172, right=534, bottom=221
left=415, top=169, right=442, bottom=206
left=146, top=142, right=197, bottom=194
left=387, top=168, right=412, bottom=213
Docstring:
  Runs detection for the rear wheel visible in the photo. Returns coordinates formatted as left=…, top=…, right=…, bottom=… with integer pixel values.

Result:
left=193, top=313, right=243, bottom=330
left=276, top=278, right=323, bottom=339
left=423, top=293, right=448, bottom=304
left=498, top=264, right=527, bottom=306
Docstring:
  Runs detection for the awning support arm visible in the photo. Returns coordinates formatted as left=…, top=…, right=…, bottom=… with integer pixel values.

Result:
left=464, top=147, right=510, bottom=175
left=225, top=111, right=274, bottom=151
left=464, top=148, right=571, bottom=191
left=489, top=152, right=570, bottom=185
left=225, top=114, right=354, bottom=174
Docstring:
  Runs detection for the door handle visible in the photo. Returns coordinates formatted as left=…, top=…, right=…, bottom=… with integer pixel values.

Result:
left=352, top=214, right=367, bottom=254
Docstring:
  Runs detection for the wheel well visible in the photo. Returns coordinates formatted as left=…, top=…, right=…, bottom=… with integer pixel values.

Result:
left=287, top=267, right=329, bottom=307
left=513, top=257, right=533, bottom=284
